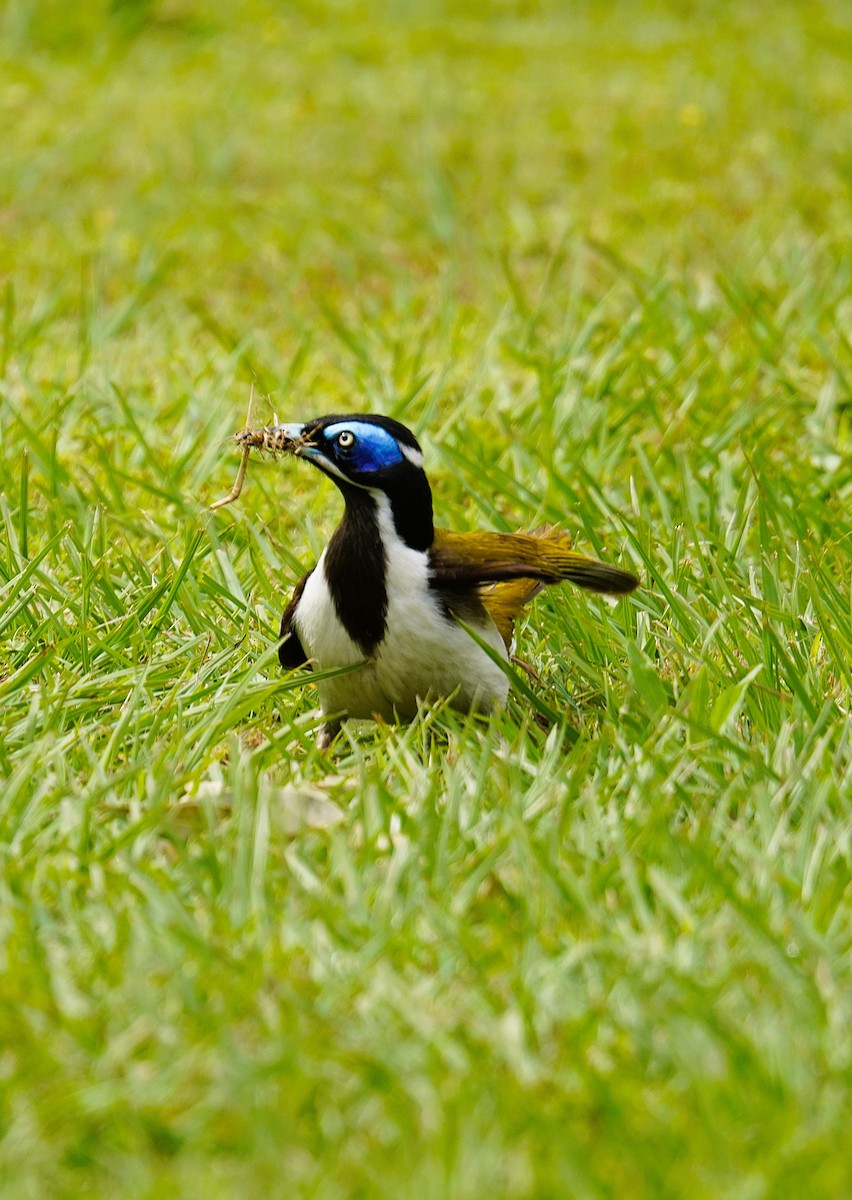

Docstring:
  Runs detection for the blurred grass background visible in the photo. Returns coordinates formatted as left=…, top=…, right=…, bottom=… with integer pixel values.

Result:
left=1, top=1, right=851, bottom=1197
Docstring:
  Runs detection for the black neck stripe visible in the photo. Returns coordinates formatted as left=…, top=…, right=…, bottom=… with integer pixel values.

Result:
left=323, top=488, right=387, bottom=653
left=382, top=471, right=433, bottom=551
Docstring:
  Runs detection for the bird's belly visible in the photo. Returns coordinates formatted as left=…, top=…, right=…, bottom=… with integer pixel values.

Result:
left=294, top=556, right=509, bottom=723
left=372, top=589, right=509, bottom=720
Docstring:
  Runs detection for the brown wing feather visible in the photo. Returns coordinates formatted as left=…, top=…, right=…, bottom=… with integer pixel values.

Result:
left=429, top=527, right=639, bottom=595
left=478, top=578, right=542, bottom=649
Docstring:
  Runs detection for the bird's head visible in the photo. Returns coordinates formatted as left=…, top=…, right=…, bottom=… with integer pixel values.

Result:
left=268, top=414, right=434, bottom=550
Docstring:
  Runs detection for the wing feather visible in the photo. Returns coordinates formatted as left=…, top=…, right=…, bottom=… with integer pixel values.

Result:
left=429, top=528, right=639, bottom=595
left=478, top=577, right=543, bottom=649
left=279, top=570, right=313, bottom=669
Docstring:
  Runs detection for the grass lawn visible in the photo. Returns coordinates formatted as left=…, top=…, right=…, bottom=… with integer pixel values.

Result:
left=1, top=0, right=850, bottom=1195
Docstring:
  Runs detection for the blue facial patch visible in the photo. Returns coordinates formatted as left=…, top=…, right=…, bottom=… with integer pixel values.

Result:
left=323, top=421, right=405, bottom=472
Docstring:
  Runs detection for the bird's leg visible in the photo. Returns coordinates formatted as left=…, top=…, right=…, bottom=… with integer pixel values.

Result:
left=317, top=718, right=342, bottom=751
left=510, top=654, right=543, bottom=686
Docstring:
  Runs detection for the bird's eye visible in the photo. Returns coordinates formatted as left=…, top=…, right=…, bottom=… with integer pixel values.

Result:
left=336, top=430, right=355, bottom=449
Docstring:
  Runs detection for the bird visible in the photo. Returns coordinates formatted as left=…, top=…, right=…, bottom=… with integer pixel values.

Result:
left=263, top=414, right=639, bottom=748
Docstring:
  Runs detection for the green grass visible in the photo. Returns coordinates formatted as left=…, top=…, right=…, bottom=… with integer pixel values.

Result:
left=1, top=0, right=851, bottom=1196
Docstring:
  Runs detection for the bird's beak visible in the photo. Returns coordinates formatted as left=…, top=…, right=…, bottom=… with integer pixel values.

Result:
left=270, top=422, right=307, bottom=448
left=265, top=422, right=322, bottom=460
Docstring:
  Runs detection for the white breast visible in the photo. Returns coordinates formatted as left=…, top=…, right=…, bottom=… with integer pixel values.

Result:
left=293, top=499, right=509, bottom=725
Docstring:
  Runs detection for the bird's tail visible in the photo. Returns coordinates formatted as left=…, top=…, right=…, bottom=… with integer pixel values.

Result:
left=536, top=536, right=639, bottom=594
